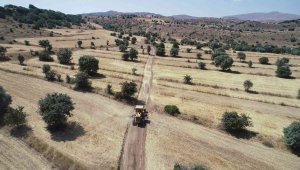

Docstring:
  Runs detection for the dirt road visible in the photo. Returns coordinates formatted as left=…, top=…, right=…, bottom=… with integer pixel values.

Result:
left=120, top=54, right=154, bottom=170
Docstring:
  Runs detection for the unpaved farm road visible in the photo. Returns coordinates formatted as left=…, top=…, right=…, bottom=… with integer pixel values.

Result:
left=120, top=54, right=154, bottom=170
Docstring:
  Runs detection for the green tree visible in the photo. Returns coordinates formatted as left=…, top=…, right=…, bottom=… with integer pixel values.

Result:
left=186, top=48, right=192, bottom=53
left=0, top=46, right=7, bottom=57
left=38, top=40, right=51, bottom=51
left=131, top=37, right=137, bottom=44
left=42, top=64, right=51, bottom=73
left=221, top=112, right=252, bottom=131
left=259, top=57, right=269, bottom=65
left=18, top=53, right=25, bottom=65
left=74, top=72, right=91, bottom=90
left=276, top=65, right=292, bottom=78
left=248, top=60, right=253, bottom=68
left=170, top=47, right=179, bottom=57
left=78, top=56, right=99, bottom=75
left=183, top=75, right=192, bottom=84
left=0, top=86, right=12, bottom=115
left=39, top=93, right=74, bottom=130
left=57, top=48, right=72, bottom=64
left=198, top=62, right=206, bottom=70
left=243, top=80, right=253, bottom=92
left=39, top=51, right=53, bottom=62
left=4, top=106, right=26, bottom=127
left=283, top=122, right=300, bottom=149
left=164, top=105, right=180, bottom=116
left=214, top=55, right=234, bottom=71
left=237, top=52, right=246, bottom=62
left=77, top=40, right=83, bottom=48
left=156, top=42, right=166, bottom=56
left=119, top=44, right=128, bottom=52
left=45, top=70, right=56, bottom=81
left=276, top=58, right=289, bottom=67
left=129, top=48, right=138, bottom=61
left=120, top=81, right=137, bottom=99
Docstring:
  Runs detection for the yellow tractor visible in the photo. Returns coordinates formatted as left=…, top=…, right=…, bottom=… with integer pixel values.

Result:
left=133, top=105, right=148, bottom=126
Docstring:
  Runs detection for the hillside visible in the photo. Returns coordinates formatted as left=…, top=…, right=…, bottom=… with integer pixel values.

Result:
left=81, top=10, right=161, bottom=17
left=224, top=11, right=300, bottom=21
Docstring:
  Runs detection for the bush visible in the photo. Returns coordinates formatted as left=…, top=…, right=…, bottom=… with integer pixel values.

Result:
left=0, top=46, right=7, bottom=57
left=183, top=75, right=192, bottom=84
left=131, top=37, right=137, bottom=44
left=276, top=58, right=289, bottom=67
left=276, top=65, right=292, bottom=78
left=106, top=84, right=113, bottom=95
left=120, top=81, right=137, bottom=99
left=24, top=40, right=30, bottom=46
left=198, top=62, right=206, bottom=70
left=164, top=105, right=180, bottom=116
left=129, top=48, right=138, bottom=61
left=18, top=53, right=25, bottom=65
left=39, top=51, right=53, bottom=62
left=74, top=72, right=91, bottom=90
left=78, top=56, right=99, bottom=75
left=42, top=64, right=51, bottom=73
left=248, top=60, right=253, bottom=68
left=214, top=55, right=234, bottom=71
left=243, top=80, right=253, bottom=92
left=156, top=42, right=166, bottom=56
left=186, top=48, right=192, bottom=53
left=77, top=40, right=82, bottom=48
left=170, top=47, right=179, bottom=57
left=0, top=86, right=12, bottom=115
left=221, top=112, right=252, bottom=131
left=237, top=52, right=246, bottom=61
left=259, top=57, right=269, bottom=65
left=197, top=53, right=202, bottom=59
left=57, top=48, right=72, bottom=64
left=119, top=44, right=127, bottom=52
left=66, top=75, right=72, bottom=84
left=283, top=122, right=300, bottom=149
left=38, top=93, right=74, bottom=130
left=45, top=70, right=56, bottom=81
left=4, top=106, right=26, bottom=127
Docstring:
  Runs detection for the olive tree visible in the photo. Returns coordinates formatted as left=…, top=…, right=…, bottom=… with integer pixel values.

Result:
left=129, top=48, right=138, bottom=61
left=131, top=37, right=137, bottom=44
left=259, top=57, right=269, bottom=65
left=4, top=106, right=26, bottom=127
left=18, top=54, right=25, bottom=65
left=243, top=80, right=253, bottom=92
left=0, top=86, right=12, bottom=115
left=221, top=111, right=252, bottom=131
left=183, top=75, right=192, bottom=84
left=283, top=122, right=300, bottom=149
left=170, top=47, right=179, bottom=57
left=237, top=52, right=246, bottom=62
left=38, top=93, right=74, bottom=130
left=214, top=55, right=234, bottom=71
left=57, top=48, right=72, bottom=64
left=78, top=56, right=99, bottom=75
left=74, top=72, right=91, bottom=90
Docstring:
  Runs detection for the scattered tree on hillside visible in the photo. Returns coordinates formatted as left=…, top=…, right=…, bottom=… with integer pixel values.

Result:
left=78, top=56, right=99, bottom=75
left=186, top=48, right=192, bottom=53
left=283, top=122, right=300, bottom=149
left=42, top=64, right=51, bottom=74
left=39, top=93, right=74, bottom=131
left=237, top=52, right=246, bottom=62
left=197, top=53, right=202, bottom=59
left=156, top=42, right=166, bottom=56
left=57, top=48, right=72, bottom=64
left=106, top=84, right=113, bottom=95
left=276, top=65, right=292, bottom=78
left=18, top=54, right=25, bottom=65
left=39, top=51, right=53, bottom=62
left=243, top=80, right=253, bottom=92
left=129, top=48, right=138, bottom=61
left=0, top=46, right=7, bottom=58
left=74, top=72, right=91, bottom=90
left=164, top=105, right=180, bottom=116
left=24, top=40, right=30, bottom=46
left=259, top=57, right=269, bottom=65
left=214, top=55, right=234, bottom=71
left=276, top=58, right=289, bottom=67
left=122, top=52, right=130, bottom=61
left=119, top=81, right=137, bottom=99
left=221, top=112, right=252, bottom=131
left=147, top=45, right=151, bottom=55
left=90, top=42, right=95, bottom=49
left=131, top=37, right=137, bottom=44
left=198, top=62, right=206, bottom=70
left=170, top=47, right=179, bottom=57
left=183, top=75, right=192, bottom=84
left=4, top=106, right=26, bottom=127
left=0, top=86, right=12, bottom=116
left=119, top=44, right=128, bottom=52
left=248, top=60, right=253, bottom=68
left=77, top=40, right=83, bottom=48
left=38, top=40, right=51, bottom=52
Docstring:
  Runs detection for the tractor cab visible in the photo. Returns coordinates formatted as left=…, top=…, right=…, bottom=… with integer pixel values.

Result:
left=133, top=105, right=148, bottom=126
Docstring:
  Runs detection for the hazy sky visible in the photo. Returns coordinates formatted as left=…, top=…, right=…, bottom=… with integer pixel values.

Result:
left=1, top=0, right=300, bottom=17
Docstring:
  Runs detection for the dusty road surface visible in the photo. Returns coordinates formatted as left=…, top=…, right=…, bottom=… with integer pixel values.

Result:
left=0, top=133, right=55, bottom=170
left=120, top=55, right=154, bottom=170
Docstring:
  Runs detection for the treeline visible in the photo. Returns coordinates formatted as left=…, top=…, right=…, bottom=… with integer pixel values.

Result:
left=0, top=4, right=84, bottom=29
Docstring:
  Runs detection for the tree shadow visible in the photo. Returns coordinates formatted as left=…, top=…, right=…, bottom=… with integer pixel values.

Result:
left=246, top=90, right=258, bottom=94
left=291, top=148, right=300, bottom=157
left=89, top=73, right=106, bottom=80
left=226, top=129, right=258, bottom=139
left=10, top=125, right=32, bottom=138
left=50, top=121, right=86, bottom=142
left=221, top=70, right=241, bottom=74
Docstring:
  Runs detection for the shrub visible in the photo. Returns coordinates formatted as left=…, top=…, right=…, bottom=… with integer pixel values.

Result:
left=132, top=68, right=137, bottom=75
left=129, top=48, right=138, bottom=61
left=147, top=45, right=151, bottom=55
left=237, top=52, right=246, bottom=61
left=283, top=122, right=300, bottom=149
left=57, top=48, right=72, bottom=64
left=259, top=57, right=269, bottom=65
left=119, top=44, right=128, bottom=52
left=122, top=52, right=130, bottom=61
left=164, top=105, right=180, bottom=116
left=221, top=112, right=252, bottom=131
left=131, top=37, right=137, bottom=44
left=74, top=72, right=91, bottom=90
left=156, top=42, right=166, bottom=56
left=248, top=60, right=253, bottom=68
left=214, top=55, right=234, bottom=71
left=197, top=53, right=202, bottom=59
left=170, top=47, right=179, bottom=57
left=39, top=51, right=53, bottom=62
left=198, top=62, right=206, bottom=70
left=276, top=58, right=289, bottom=67
left=78, top=56, right=99, bottom=75
left=0, top=46, right=7, bottom=57
left=183, top=75, right=192, bottom=84
left=4, top=106, right=26, bottom=127
left=106, top=84, right=113, bottom=95
left=120, top=81, right=137, bottom=99
left=45, top=70, right=56, bottom=81
left=39, top=93, right=74, bottom=130
left=42, top=64, right=51, bottom=73
left=66, top=75, right=71, bottom=84
left=276, top=65, right=292, bottom=78
left=186, top=48, right=192, bottom=53
left=77, top=40, right=82, bottom=48
left=243, top=80, right=253, bottom=92
left=24, top=40, right=30, bottom=46
left=18, top=54, right=25, bottom=65
left=0, top=86, right=12, bottom=115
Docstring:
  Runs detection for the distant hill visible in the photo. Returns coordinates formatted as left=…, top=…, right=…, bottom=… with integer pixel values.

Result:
left=169, top=15, right=198, bottom=20
left=81, top=10, right=162, bottom=17
left=223, top=12, right=300, bottom=21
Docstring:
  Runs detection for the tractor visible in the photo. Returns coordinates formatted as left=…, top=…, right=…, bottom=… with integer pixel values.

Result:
left=133, top=105, right=148, bottom=126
